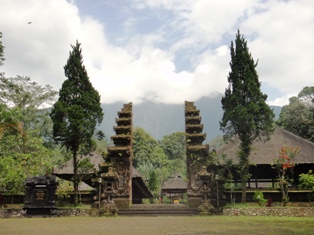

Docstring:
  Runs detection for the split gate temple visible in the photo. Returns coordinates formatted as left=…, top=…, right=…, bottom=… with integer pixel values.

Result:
left=92, top=101, right=225, bottom=213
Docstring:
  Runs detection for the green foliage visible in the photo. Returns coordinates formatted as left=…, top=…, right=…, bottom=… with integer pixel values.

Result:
left=299, top=170, right=314, bottom=191
left=133, top=130, right=187, bottom=198
left=299, top=170, right=314, bottom=205
left=132, top=127, right=158, bottom=167
left=0, top=104, right=25, bottom=140
left=277, top=86, right=314, bottom=142
left=56, top=179, right=73, bottom=206
left=0, top=76, right=58, bottom=148
left=298, top=86, right=314, bottom=103
left=0, top=130, right=64, bottom=194
left=158, top=132, right=185, bottom=160
left=0, top=76, right=57, bottom=110
left=50, top=41, right=103, bottom=206
left=148, top=170, right=159, bottom=192
left=253, top=191, right=267, bottom=207
left=220, top=30, right=275, bottom=202
left=137, top=161, right=156, bottom=180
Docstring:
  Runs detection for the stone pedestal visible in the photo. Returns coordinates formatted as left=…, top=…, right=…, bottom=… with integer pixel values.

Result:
left=114, top=197, right=131, bottom=209
left=188, top=197, right=202, bottom=208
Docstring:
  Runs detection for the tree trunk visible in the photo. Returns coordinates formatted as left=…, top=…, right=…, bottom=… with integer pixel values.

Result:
left=241, top=180, right=247, bottom=203
left=73, top=151, right=78, bottom=207
left=239, top=144, right=251, bottom=204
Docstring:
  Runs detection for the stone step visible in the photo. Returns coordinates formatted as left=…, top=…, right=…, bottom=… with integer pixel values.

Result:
left=118, top=204, right=199, bottom=216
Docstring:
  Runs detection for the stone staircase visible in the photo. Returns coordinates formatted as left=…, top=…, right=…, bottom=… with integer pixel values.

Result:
left=118, top=204, right=199, bottom=216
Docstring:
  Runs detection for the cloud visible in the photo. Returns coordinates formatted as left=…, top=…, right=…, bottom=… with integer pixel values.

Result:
left=0, top=0, right=313, bottom=106
left=241, top=0, right=314, bottom=103
left=0, top=0, right=80, bottom=90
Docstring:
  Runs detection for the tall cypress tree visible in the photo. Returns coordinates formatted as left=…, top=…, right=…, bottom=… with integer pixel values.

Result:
left=220, top=30, right=274, bottom=203
left=50, top=41, right=104, bottom=206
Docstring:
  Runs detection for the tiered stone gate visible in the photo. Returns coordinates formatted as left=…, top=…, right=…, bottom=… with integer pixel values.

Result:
left=92, top=101, right=225, bottom=215
left=185, top=101, right=226, bottom=212
left=92, top=103, right=133, bottom=214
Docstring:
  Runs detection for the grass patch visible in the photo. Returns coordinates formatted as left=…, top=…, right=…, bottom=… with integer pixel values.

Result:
left=1, top=216, right=314, bottom=235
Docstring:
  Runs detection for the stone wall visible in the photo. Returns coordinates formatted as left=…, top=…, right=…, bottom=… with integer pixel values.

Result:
left=223, top=207, right=314, bottom=217
left=0, top=209, right=91, bottom=218
left=2, top=207, right=314, bottom=218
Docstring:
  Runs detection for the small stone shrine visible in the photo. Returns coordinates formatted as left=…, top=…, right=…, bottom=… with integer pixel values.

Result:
left=185, top=101, right=226, bottom=213
left=23, top=175, right=58, bottom=216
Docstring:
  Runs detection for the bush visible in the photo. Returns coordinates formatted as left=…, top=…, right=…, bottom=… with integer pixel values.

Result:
left=253, top=191, right=267, bottom=207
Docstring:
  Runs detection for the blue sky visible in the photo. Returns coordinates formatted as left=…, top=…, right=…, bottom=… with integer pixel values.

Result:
left=0, top=0, right=313, bottom=105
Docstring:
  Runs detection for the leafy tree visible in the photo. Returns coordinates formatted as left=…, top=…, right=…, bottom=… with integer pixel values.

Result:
left=272, top=146, right=299, bottom=206
left=299, top=170, right=314, bottom=206
left=0, top=130, right=63, bottom=195
left=158, top=132, right=185, bottom=160
left=158, top=132, right=186, bottom=177
left=50, top=41, right=104, bottom=206
left=277, top=86, right=314, bottom=142
left=148, top=170, right=159, bottom=193
left=298, top=86, right=314, bottom=104
left=0, top=76, right=57, bottom=109
left=137, top=161, right=157, bottom=181
left=0, top=105, right=25, bottom=140
left=0, top=76, right=57, bottom=132
left=0, top=76, right=58, bottom=148
left=132, top=128, right=158, bottom=168
left=220, top=30, right=275, bottom=203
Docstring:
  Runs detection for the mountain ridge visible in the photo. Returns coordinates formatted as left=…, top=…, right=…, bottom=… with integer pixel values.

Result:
left=100, top=95, right=281, bottom=143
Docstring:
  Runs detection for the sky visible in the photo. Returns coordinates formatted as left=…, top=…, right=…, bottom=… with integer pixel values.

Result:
left=0, top=0, right=313, bottom=106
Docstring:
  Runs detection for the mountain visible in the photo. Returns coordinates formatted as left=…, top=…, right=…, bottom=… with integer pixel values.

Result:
left=99, top=95, right=282, bottom=143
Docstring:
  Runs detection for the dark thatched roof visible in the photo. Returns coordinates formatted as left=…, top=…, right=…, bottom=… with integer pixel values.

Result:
left=53, top=152, right=153, bottom=198
left=161, top=175, right=187, bottom=190
left=216, top=127, right=314, bottom=165
left=53, top=152, right=144, bottom=179
left=53, top=152, right=103, bottom=175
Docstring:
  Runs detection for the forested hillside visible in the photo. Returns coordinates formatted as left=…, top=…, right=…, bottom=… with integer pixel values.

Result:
left=100, top=95, right=281, bottom=142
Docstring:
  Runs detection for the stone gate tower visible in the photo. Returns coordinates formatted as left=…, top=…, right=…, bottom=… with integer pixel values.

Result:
left=185, top=101, right=210, bottom=207
left=93, top=102, right=133, bottom=210
left=185, top=101, right=226, bottom=212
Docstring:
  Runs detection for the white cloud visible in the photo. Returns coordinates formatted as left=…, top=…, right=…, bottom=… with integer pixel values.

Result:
left=242, top=0, right=314, bottom=100
left=268, top=93, right=296, bottom=107
left=0, top=0, right=313, bottom=106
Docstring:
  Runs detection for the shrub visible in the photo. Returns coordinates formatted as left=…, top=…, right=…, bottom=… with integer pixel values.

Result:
left=253, top=191, right=267, bottom=207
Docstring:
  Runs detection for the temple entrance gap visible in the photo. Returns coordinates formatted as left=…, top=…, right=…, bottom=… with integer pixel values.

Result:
left=92, top=101, right=226, bottom=215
